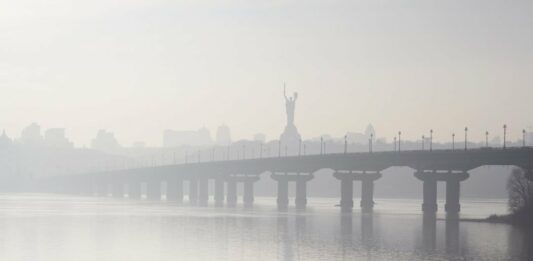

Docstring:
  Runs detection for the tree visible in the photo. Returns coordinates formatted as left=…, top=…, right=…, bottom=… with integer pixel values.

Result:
left=507, top=168, right=533, bottom=225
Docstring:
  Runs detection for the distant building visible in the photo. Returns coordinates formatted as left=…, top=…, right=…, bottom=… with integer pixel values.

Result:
left=216, top=124, right=232, bottom=145
left=0, top=130, right=12, bottom=147
left=163, top=127, right=213, bottom=147
left=254, top=133, right=266, bottom=143
left=91, top=130, right=120, bottom=151
left=44, top=128, right=73, bottom=148
left=20, top=123, right=43, bottom=145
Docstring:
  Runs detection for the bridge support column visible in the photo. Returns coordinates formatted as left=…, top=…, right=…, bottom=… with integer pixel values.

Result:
left=415, top=171, right=469, bottom=214
left=226, top=179, right=237, bottom=207
left=129, top=182, right=142, bottom=200
left=198, top=178, right=209, bottom=207
left=360, top=174, right=381, bottom=212
left=272, top=175, right=289, bottom=210
left=214, top=178, right=225, bottom=207
left=339, top=178, right=353, bottom=212
left=166, top=178, right=183, bottom=203
left=189, top=179, right=198, bottom=205
left=295, top=175, right=313, bottom=209
left=146, top=180, right=161, bottom=201
left=334, top=171, right=381, bottom=212
left=444, top=172, right=469, bottom=214
left=243, top=176, right=260, bottom=208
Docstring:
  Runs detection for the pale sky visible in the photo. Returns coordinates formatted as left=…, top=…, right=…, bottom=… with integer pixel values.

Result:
left=1, top=0, right=532, bottom=147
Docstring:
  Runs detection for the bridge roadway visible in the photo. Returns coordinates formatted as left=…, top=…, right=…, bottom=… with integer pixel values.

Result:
left=40, top=147, right=533, bottom=213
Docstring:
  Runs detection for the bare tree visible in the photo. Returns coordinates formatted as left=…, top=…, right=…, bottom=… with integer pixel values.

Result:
left=507, top=168, right=533, bottom=224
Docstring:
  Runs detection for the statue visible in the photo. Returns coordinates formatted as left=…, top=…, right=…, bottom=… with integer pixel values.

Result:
left=280, top=84, right=301, bottom=147
left=284, top=85, right=298, bottom=126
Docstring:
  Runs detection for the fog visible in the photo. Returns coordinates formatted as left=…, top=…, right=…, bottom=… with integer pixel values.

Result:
left=2, top=1, right=533, bottom=260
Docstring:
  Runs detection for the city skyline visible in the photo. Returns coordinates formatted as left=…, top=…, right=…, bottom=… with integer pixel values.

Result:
left=2, top=1, right=533, bottom=146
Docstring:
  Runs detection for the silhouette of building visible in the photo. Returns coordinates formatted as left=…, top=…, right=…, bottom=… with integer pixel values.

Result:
left=44, top=128, right=73, bottom=148
left=0, top=130, right=12, bottom=147
left=163, top=128, right=213, bottom=147
left=91, top=130, right=120, bottom=151
left=254, top=133, right=266, bottom=143
left=20, top=123, right=43, bottom=145
left=216, top=124, right=232, bottom=145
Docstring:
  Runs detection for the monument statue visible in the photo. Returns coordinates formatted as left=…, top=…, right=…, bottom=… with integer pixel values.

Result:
left=284, top=85, right=298, bottom=126
left=280, top=84, right=301, bottom=146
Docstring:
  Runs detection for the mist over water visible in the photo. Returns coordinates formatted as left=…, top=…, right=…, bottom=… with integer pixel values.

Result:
left=0, top=194, right=528, bottom=261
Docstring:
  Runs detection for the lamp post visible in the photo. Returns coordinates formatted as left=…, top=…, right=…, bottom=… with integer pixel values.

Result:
left=370, top=133, right=374, bottom=153
left=503, top=124, right=507, bottom=149
left=452, top=133, right=455, bottom=151
left=299, top=139, right=302, bottom=156
left=485, top=131, right=489, bottom=147
left=464, top=127, right=468, bottom=151
left=320, top=137, right=324, bottom=155
left=344, top=135, right=348, bottom=154
left=398, top=131, right=402, bottom=152
left=429, top=129, right=433, bottom=152
left=523, top=129, right=526, bottom=147
left=422, top=135, right=425, bottom=150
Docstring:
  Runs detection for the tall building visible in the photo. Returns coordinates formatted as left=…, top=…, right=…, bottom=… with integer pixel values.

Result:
left=91, top=130, right=120, bottom=151
left=216, top=124, right=232, bottom=145
left=163, top=128, right=213, bottom=147
left=0, top=130, right=12, bottom=147
left=20, top=123, right=43, bottom=145
left=44, top=128, right=73, bottom=148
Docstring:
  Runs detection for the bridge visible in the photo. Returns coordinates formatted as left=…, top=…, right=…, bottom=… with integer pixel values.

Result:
left=38, top=147, right=533, bottom=214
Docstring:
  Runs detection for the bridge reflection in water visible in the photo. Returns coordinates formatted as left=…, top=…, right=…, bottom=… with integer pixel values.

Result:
left=38, top=148, right=533, bottom=216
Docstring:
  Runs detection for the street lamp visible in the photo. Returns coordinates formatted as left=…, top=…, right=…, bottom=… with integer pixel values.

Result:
left=422, top=135, right=425, bottom=150
left=344, top=135, right=348, bottom=154
left=503, top=124, right=507, bottom=149
left=523, top=129, right=527, bottom=147
left=464, top=127, right=468, bottom=150
left=430, top=129, right=433, bottom=151
left=452, top=133, right=455, bottom=151
left=398, top=131, right=402, bottom=152
left=320, top=137, right=324, bottom=155
left=369, top=133, right=374, bottom=153
left=299, top=139, right=302, bottom=156
left=485, top=131, right=489, bottom=147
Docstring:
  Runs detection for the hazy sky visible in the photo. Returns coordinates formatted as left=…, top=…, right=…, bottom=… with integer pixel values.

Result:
left=1, top=0, right=532, bottom=146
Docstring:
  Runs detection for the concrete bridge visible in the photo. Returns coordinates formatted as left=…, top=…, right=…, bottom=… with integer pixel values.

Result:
left=39, top=147, right=533, bottom=214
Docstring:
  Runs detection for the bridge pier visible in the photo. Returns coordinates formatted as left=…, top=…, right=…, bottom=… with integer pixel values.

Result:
left=271, top=173, right=313, bottom=210
left=226, top=179, right=238, bottom=207
left=333, top=171, right=382, bottom=212
left=189, top=179, right=198, bottom=205
left=214, top=178, right=225, bottom=207
left=129, top=182, right=142, bottom=200
left=146, top=180, right=161, bottom=201
left=415, top=171, right=469, bottom=214
left=243, top=176, right=260, bottom=208
left=166, top=178, right=183, bottom=203
left=198, top=178, right=209, bottom=207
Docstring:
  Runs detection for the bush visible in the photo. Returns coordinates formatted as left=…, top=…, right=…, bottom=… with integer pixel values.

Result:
left=507, top=168, right=533, bottom=226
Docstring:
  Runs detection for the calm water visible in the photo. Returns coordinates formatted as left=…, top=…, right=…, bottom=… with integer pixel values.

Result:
left=0, top=194, right=530, bottom=261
